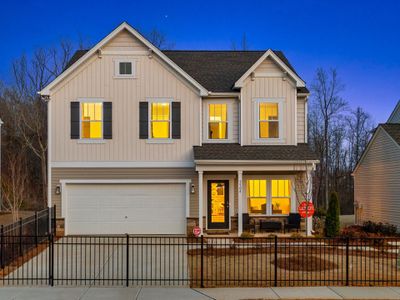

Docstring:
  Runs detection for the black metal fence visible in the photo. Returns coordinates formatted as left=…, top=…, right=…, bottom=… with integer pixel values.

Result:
left=1, top=234, right=399, bottom=287
left=0, top=206, right=55, bottom=271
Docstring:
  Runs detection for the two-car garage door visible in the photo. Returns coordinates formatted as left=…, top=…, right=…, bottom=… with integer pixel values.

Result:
left=65, top=183, right=186, bottom=235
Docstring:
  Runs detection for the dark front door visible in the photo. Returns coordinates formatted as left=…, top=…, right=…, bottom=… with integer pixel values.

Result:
left=207, top=180, right=229, bottom=229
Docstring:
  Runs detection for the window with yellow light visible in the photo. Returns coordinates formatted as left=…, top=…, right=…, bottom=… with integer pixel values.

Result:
left=208, top=103, right=228, bottom=139
left=151, top=102, right=170, bottom=139
left=259, top=102, right=279, bottom=138
left=81, top=102, right=103, bottom=139
left=247, top=180, right=267, bottom=214
left=271, top=179, right=291, bottom=215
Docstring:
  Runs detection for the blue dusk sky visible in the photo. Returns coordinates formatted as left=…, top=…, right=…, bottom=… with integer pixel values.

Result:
left=1, top=0, right=399, bottom=123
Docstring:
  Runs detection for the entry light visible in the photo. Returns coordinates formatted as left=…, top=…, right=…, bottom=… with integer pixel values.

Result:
left=55, top=185, right=61, bottom=195
left=191, top=184, right=195, bottom=194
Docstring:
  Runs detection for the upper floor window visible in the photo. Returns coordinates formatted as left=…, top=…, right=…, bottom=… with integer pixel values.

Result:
left=259, top=102, right=279, bottom=138
left=81, top=102, right=103, bottom=139
left=150, top=102, right=170, bottom=139
left=114, top=59, right=136, bottom=78
left=208, top=104, right=228, bottom=139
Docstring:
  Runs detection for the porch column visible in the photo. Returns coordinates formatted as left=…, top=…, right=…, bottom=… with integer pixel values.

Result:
left=198, top=171, right=204, bottom=235
left=306, top=170, right=313, bottom=236
left=237, top=170, right=243, bottom=236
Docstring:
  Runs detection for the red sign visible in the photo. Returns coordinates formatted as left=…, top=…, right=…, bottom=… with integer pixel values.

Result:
left=298, top=201, right=315, bottom=218
left=193, top=226, right=202, bottom=237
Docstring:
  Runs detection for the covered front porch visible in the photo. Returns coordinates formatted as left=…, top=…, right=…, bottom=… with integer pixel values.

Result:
left=193, top=143, right=318, bottom=237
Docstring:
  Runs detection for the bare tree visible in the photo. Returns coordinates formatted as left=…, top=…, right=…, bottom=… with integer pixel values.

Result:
left=310, top=68, right=347, bottom=209
left=146, top=28, right=175, bottom=50
left=231, top=33, right=250, bottom=50
left=1, top=150, right=29, bottom=221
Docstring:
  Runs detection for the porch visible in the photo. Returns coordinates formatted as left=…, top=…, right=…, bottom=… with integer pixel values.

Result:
left=193, top=143, right=318, bottom=237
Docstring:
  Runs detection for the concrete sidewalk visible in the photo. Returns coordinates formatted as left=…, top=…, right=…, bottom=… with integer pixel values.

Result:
left=1, top=286, right=400, bottom=299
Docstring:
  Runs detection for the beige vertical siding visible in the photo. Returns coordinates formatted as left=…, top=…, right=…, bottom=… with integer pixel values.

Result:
left=202, top=98, right=239, bottom=143
left=254, top=57, right=283, bottom=74
left=51, top=168, right=198, bottom=218
left=297, top=97, right=306, bottom=143
left=241, top=75, right=297, bottom=145
left=50, top=31, right=200, bottom=163
left=354, top=128, right=400, bottom=228
left=103, top=29, right=148, bottom=51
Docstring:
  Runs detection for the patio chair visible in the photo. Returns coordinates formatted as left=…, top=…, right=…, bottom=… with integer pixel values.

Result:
left=242, top=213, right=256, bottom=233
left=284, top=213, right=301, bottom=233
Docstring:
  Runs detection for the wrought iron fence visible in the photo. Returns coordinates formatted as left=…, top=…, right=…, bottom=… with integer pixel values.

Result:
left=1, top=234, right=399, bottom=287
left=0, top=206, right=55, bottom=271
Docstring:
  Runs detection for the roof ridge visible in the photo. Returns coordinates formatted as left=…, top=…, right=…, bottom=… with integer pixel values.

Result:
left=162, top=50, right=268, bottom=52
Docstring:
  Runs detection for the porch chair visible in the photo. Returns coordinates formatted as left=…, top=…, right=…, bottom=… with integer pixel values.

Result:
left=284, top=213, right=301, bottom=233
left=242, top=213, right=256, bottom=233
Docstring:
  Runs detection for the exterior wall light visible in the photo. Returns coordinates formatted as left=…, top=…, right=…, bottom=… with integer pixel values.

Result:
left=55, top=185, right=61, bottom=195
left=191, top=184, right=195, bottom=194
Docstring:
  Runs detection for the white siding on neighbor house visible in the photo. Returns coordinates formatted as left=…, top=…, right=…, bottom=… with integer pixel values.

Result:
left=50, top=30, right=200, bottom=163
left=354, top=128, right=400, bottom=228
left=202, top=98, right=239, bottom=143
left=387, top=102, right=400, bottom=123
left=297, top=97, right=306, bottom=143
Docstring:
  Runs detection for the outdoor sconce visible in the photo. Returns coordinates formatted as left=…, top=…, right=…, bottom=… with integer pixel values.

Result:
left=148, top=49, right=153, bottom=59
left=55, top=185, right=61, bottom=195
left=190, top=184, right=195, bottom=194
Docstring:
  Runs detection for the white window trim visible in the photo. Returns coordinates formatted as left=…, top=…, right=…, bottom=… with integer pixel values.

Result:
left=78, top=98, right=105, bottom=142
left=203, top=100, right=234, bottom=143
left=114, top=58, right=137, bottom=78
left=147, top=98, right=173, bottom=143
left=252, top=98, right=285, bottom=144
left=244, top=175, right=296, bottom=217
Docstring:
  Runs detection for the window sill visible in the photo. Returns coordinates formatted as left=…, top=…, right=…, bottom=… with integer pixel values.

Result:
left=146, top=139, right=174, bottom=144
left=113, top=75, right=136, bottom=79
left=77, top=139, right=106, bottom=144
left=203, top=139, right=234, bottom=143
left=249, top=214, right=289, bottom=217
left=251, top=138, right=286, bottom=144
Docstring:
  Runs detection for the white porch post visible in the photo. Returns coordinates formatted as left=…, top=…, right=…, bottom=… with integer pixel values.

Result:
left=306, top=170, right=313, bottom=236
left=198, top=171, right=204, bottom=235
left=238, top=170, right=243, bottom=236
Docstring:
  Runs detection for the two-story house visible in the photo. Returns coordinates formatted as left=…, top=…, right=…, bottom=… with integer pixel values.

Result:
left=39, top=22, right=318, bottom=236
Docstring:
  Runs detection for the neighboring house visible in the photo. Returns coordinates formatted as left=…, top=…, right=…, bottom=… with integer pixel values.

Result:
left=39, top=22, right=318, bottom=236
left=353, top=101, right=400, bottom=228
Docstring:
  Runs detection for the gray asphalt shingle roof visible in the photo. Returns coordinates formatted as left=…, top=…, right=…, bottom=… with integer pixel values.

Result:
left=64, top=49, right=309, bottom=93
left=193, top=143, right=317, bottom=161
left=381, top=123, right=400, bottom=145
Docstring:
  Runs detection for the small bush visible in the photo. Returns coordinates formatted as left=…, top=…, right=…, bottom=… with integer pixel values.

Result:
left=313, top=216, right=325, bottom=235
left=325, top=192, right=340, bottom=237
left=290, top=232, right=303, bottom=238
left=240, top=232, right=254, bottom=239
left=362, top=221, right=397, bottom=236
left=314, top=207, right=327, bottom=218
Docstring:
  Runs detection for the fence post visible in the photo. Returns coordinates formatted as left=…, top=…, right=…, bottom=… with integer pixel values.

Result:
left=48, top=233, right=54, bottom=286
left=0, top=225, right=4, bottom=269
left=35, top=211, right=38, bottom=248
left=19, top=218, right=23, bottom=257
left=346, top=237, right=349, bottom=286
left=47, top=207, right=51, bottom=234
left=200, top=235, right=204, bottom=288
left=274, top=235, right=278, bottom=287
left=126, top=234, right=130, bottom=287
left=53, top=205, right=57, bottom=235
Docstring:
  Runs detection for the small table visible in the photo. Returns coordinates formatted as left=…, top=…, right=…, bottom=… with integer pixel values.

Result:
left=259, top=220, right=282, bottom=232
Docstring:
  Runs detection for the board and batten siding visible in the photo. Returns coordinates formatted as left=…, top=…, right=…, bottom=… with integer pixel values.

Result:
left=297, top=97, right=306, bottom=143
left=51, top=168, right=198, bottom=218
left=354, top=128, right=400, bottom=228
left=50, top=30, right=200, bottom=163
left=241, top=75, right=297, bottom=145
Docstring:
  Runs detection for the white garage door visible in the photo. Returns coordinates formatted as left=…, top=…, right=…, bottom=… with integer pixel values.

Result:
left=65, top=183, right=186, bottom=235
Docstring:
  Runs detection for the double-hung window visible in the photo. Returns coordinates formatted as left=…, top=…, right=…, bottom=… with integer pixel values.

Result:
left=258, top=102, right=279, bottom=138
left=81, top=102, right=103, bottom=139
left=150, top=102, right=171, bottom=139
left=114, top=59, right=136, bottom=78
left=208, top=103, right=228, bottom=139
left=247, top=179, right=292, bottom=215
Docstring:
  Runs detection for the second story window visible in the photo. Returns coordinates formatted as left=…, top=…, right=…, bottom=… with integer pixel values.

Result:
left=119, top=62, right=132, bottom=75
left=259, top=102, right=279, bottom=139
left=114, top=59, right=136, bottom=78
left=81, top=102, right=103, bottom=139
left=150, top=102, right=170, bottom=139
left=208, top=104, right=228, bottom=139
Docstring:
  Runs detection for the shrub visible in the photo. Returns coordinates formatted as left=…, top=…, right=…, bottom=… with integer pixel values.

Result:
left=290, top=232, right=303, bottom=238
left=325, top=192, right=340, bottom=237
left=240, top=232, right=254, bottom=239
left=362, top=221, right=397, bottom=236
left=313, top=216, right=325, bottom=235
left=314, top=207, right=327, bottom=218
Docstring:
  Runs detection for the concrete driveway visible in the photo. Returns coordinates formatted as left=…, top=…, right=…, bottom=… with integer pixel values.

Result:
left=5, top=236, right=189, bottom=286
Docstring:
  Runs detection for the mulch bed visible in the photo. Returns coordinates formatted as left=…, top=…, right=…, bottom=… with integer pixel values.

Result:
left=272, top=254, right=338, bottom=271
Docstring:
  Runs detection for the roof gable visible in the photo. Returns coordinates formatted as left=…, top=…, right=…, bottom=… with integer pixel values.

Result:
left=387, top=100, right=400, bottom=123
left=39, top=22, right=208, bottom=96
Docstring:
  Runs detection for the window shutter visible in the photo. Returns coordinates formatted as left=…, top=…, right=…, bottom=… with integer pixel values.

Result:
left=139, top=102, right=148, bottom=139
left=172, top=102, right=181, bottom=139
left=103, top=102, right=112, bottom=139
left=70, top=102, right=80, bottom=139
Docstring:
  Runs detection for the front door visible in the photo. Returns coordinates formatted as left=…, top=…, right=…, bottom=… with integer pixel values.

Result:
left=207, top=180, right=229, bottom=229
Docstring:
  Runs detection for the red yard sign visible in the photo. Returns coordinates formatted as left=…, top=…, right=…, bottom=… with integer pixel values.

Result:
left=298, top=201, right=315, bottom=218
left=193, top=226, right=202, bottom=237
